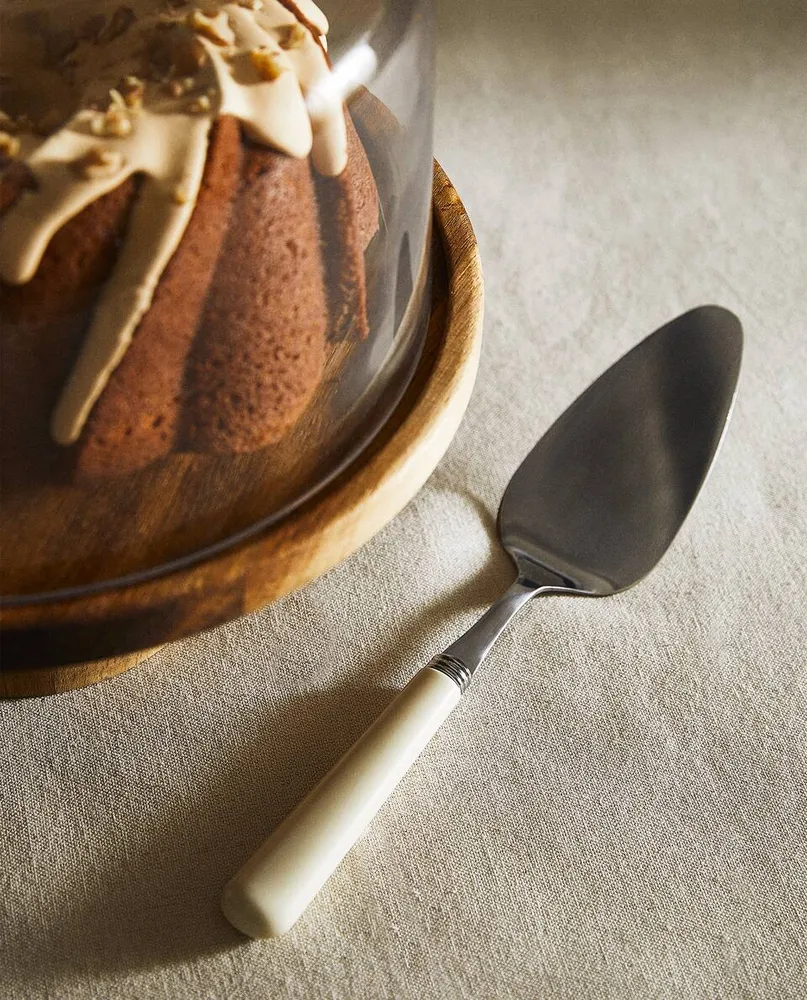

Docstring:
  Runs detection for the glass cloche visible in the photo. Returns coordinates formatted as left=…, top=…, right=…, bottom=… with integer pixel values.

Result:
left=0, top=0, right=435, bottom=600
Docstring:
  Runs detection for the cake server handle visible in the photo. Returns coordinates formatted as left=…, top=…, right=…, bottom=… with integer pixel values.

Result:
left=221, top=581, right=535, bottom=938
left=220, top=663, right=462, bottom=938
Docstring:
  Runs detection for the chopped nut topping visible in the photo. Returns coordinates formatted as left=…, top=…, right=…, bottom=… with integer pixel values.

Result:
left=187, top=9, right=235, bottom=47
left=0, top=131, right=21, bottom=165
left=279, top=23, right=307, bottom=50
left=157, top=11, right=184, bottom=26
left=74, top=147, right=126, bottom=180
left=172, top=183, right=189, bottom=204
left=117, top=75, right=146, bottom=109
left=164, top=78, right=186, bottom=98
left=188, top=94, right=211, bottom=113
left=149, top=24, right=209, bottom=77
left=90, top=105, right=133, bottom=138
left=250, top=47, right=286, bottom=82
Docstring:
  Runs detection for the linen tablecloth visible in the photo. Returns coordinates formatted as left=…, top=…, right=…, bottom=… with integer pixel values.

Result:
left=3, top=1, right=806, bottom=996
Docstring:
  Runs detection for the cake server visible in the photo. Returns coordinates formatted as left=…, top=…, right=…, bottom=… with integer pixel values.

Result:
left=221, top=304, right=743, bottom=938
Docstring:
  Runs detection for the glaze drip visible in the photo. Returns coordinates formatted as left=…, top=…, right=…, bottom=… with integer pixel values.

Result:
left=0, top=0, right=347, bottom=444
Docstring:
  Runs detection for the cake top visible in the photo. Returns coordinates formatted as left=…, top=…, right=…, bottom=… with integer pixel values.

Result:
left=0, top=1, right=346, bottom=174
left=0, top=0, right=348, bottom=445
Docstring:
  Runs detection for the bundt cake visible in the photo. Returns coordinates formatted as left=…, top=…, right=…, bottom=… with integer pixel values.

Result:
left=0, top=0, right=379, bottom=483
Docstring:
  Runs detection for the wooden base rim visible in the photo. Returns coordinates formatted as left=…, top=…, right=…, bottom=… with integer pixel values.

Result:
left=0, top=162, right=484, bottom=698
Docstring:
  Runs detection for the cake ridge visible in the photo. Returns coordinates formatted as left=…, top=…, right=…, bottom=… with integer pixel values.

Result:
left=0, top=0, right=348, bottom=446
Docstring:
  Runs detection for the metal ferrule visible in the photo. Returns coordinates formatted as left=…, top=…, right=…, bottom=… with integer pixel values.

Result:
left=426, top=653, right=473, bottom=694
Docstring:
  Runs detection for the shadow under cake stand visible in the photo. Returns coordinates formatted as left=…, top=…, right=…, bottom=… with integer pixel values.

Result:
left=0, top=164, right=484, bottom=698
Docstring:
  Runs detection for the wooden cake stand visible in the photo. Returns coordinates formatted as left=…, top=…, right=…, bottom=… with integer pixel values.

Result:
left=0, top=163, right=483, bottom=698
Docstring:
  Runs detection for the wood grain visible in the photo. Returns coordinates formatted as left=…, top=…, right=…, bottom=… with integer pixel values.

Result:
left=0, top=162, right=483, bottom=698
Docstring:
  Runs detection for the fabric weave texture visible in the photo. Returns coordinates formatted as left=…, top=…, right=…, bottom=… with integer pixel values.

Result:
left=2, top=1, right=806, bottom=997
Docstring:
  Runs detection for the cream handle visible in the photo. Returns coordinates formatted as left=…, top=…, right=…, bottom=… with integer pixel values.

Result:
left=221, top=666, right=461, bottom=938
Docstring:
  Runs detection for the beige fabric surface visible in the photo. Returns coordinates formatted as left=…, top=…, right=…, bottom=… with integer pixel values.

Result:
left=3, top=1, right=806, bottom=997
